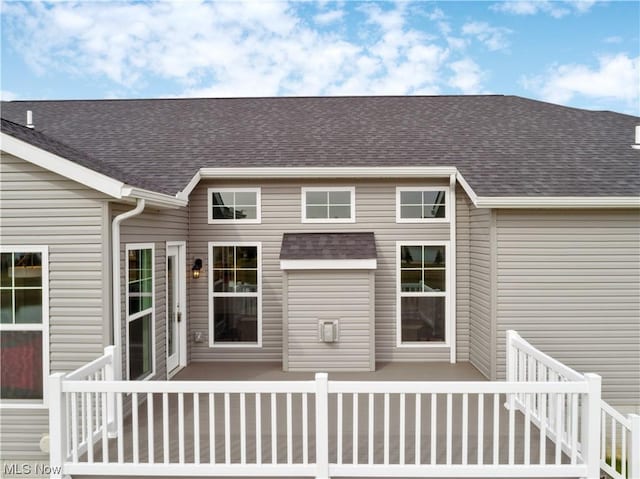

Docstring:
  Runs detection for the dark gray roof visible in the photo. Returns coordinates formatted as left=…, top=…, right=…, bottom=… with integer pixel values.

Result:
left=1, top=96, right=639, bottom=197
left=280, top=232, right=377, bottom=260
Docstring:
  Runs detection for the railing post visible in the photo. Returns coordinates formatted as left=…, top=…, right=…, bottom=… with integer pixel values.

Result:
left=48, top=372, right=67, bottom=479
left=315, top=373, right=329, bottom=479
left=104, top=345, right=118, bottom=438
left=505, top=330, right=518, bottom=411
left=629, top=413, right=640, bottom=479
left=582, top=373, right=601, bottom=479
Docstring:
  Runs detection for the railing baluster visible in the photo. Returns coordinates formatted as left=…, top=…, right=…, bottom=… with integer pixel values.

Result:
left=446, top=393, right=452, bottom=465
left=132, top=392, right=139, bottom=464
left=178, top=392, right=185, bottom=464
left=337, top=392, right=343, bottom=464
left=399, top=392, right=405, bottom=465
left=209, top=393, right=216, bottom=464
left=430, top=393, right=437, bottom=465
left=256, top=393, right=262, bottom=465
left=286, top=392, right=292, bottom=465
left=508, top=391, right=515, bottom=465
left=600, top=410, right=606, bottom=463
left=101, top=391, right=108, bottom=463
left=554, top=393, right=562, bottom=464
left=570, top=393, right=578, bottom=464
left=383, top=393, right=390, bottom=465
left=302, top=393, right=308, bottom=465
left=415, top=393, right=421, bottom=465
left=611, top=415, right=616, bottom=470
left=477, top=394, right=484, bottom=465
left=271, top=393, right=277, bottom=464
left=147, top=393, right=154, bottom=464
left=81, top=389, right=87, bottom=447
left=67, top=392, right=72, bottom=460
left=368, top=393, right=374, bottom=465
left=240, top=393, right=246, bottom=465
left=493, top=393, right=499, bottom=465
left=352, top=393, right=358, bottom=465
left=461, top=393, right=468, bottom=465
left=622, top=426, right=627, bottom=478
left=194, top=393, right=200, bottom=464
left=71, top=393, right=79, bottom=463
left=224, top=392, right=231, bottom=464
left=162, top=393, right=169, bottom=464
left=117, top=393, right=124, bottom=464
left=539, top=392, right=546, bottom=465
left=524, top=393, right=531, bottom=465
left=86, top=392, right=93, bottom=462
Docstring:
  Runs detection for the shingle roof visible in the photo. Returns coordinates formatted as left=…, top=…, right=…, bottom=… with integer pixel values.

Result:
left=1, top=95, right=638, bottom=197
left=280, top=232, right=377, bottom=260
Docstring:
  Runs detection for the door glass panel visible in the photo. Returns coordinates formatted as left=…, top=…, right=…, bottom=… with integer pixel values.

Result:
left=167, top=256, right=175, bottom=357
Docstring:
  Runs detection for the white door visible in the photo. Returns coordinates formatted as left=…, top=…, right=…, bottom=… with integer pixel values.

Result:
left=166, top=244, right=183, bottom=374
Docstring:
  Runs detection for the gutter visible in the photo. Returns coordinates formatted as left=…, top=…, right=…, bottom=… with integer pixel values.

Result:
left=111, top=198, right=145, bottom=379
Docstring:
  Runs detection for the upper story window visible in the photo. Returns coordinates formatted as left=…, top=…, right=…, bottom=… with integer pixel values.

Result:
left=301, top=187, right=355, bottom=223
left=0, top=246, right=49, bottom=405
left=208, top=188, right=261, bottom=224
left=396, top=187, right=449, bottom=223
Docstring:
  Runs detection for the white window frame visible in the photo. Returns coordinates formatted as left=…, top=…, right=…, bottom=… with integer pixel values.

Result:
left=208, top=187, right=261, bottom=224
left=125, top=243, right=156, bottom=381
left=396, top=240, right=451, bottom=348
left=208, top=241, right=262, bottom=348
left=301, top=186, right=356, bottom=223
left=396, top=186, right=450, bottom=223
left=0, top=245, right=49, bottom=409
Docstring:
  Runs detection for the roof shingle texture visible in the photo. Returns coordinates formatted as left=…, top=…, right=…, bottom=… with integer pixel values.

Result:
left=280, top=232, right=377, bottom=260
left=1, top=95, right=638, bottom=197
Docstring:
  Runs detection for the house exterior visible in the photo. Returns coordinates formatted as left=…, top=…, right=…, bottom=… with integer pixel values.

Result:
left=0, top=95, right=638, bottom=473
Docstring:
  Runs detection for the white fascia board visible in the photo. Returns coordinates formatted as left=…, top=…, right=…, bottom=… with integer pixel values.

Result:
left=177, top=170, right=202, bottom=201
left=121, top=186, right=187, bottom=208
left=280, top=258, right=377, bottom=270
left=455, top=171, right=479, bottom=206
left=1, top=132, right=124, bottom=198
left=475, top=196, right=640, bottom=208
left=199, top=166, right=457, bottom=179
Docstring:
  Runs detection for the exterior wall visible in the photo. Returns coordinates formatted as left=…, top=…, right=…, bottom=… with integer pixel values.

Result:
left=285, top=270, right=375, bottom=372
left=468, top=207, right=494, bottom=379
left=188, top=178, right=464, bottom=363
left=114, top=204, right=189, bottom=382
left=455, top=189, right=470, bottom=362
left=494, top=209, right=640, bottom=413
left=0, top=152, right=110, bottom=460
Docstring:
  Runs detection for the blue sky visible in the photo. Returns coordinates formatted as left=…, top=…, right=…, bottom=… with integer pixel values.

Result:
left=1, top=1, right=638, bottom=114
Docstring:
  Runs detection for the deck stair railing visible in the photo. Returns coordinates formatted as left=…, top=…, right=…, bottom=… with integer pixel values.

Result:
left=47, top=332, right=633, bottom=479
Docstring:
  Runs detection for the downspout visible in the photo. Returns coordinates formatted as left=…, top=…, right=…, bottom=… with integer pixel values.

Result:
left=112, top=199, right=145, bottom=379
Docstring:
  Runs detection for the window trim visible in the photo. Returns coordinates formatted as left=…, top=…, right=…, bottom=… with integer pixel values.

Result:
left=207, top=187, right=262, bottom=224
left=396, top=241, right=451, bottom=348
left=396, top=186, right=450, bottom=223
left=125, top=243, right=156, bottom=381
left=0, top=245, right=49, bottom=409
left=208, top=241, right=263, bottom=348
left=301, top=186, right=356, bottom=223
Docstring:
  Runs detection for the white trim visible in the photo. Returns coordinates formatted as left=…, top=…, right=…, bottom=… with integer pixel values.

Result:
left=474, top=195, right=640, bottom=208
left=125, top=243, right=156, bottom=381
left=121, top=186, right=186, bottom=208
left=455, top=172, right=479, bottom=206
left=0, top=245, right=49, bottom=408
left=176, top=170, right=202, bottom=201
left=448, top=174, right=457, bottom=363
left=208, top=242, right=262, bottom=348
left=301, top=186, right=356, bottom=223
left=280, top=258, right=377, bottom=270
left=166, top=241, right=187, bottom=378
left=396, top=186, right=450, bottom=223
left=207, top=187, right=262, bottom=224
left=395, top=241, right=451, bottom=349
left=199, top=166, right=457, bottom=179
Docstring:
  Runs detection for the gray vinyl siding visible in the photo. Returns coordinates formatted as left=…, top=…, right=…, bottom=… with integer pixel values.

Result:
left=494, top=209, right=640, bottom=412
left=114, top=205, right=189, bottom=382
left=189, top=179, right=458, bottom=363
left=0, top=152, right=109, bottom=460
left=468, top=207, right=494, bottom=379
left=455, top=188, right=470, bottom=362
left=285, top=270, right=374, bottom=371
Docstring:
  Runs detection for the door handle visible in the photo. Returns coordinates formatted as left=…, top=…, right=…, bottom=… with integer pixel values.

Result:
left=177, top=311, right=182, bottom=323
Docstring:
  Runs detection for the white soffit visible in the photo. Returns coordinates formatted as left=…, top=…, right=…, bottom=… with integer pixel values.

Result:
left=280, top=259, right=377, bottom=270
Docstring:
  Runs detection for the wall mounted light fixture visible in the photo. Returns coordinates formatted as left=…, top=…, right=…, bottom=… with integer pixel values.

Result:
left=192, top=258, right=203, bottom=279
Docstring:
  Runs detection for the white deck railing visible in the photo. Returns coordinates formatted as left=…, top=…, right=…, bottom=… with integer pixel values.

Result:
left=47, top=332, right=633, bottom=478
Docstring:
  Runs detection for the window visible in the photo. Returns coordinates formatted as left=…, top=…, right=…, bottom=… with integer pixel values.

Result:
left=208, top=188, right=261, bottom=224
left=209, top=243, right=261, bottom=347
left=301, top=187, right=355, bottom=223
left=0, top=246, right=48, bottom=404
left=396, top=242, right=449, bottom=346
left=126, top=244, right=155, bottom=380
left=396, top=187, right=448, bottom=222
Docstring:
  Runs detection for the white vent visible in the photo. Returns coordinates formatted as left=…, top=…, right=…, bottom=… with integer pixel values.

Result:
left=26, top=110, right=34, bottom=129
left=318, top=320, right=339, bottom=343
left=634, top=125, right=640, bottom=149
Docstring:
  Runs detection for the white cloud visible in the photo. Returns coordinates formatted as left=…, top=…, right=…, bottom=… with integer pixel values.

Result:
left=461, top=21, right=511, bottom=51
left=491, top=0, right=597, bottom=18
left=449, top=58, right=485, bottom=93
left=0, top=90, right=18, bottom=101
left=523, top=54, right=640, bottom=107
left=603, top=35, right=622, bottom=44
left=313, top=9, right=344, bottom=25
